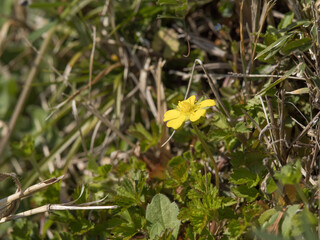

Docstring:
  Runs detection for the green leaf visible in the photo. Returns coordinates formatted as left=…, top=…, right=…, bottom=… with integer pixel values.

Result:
left=298, top=209, right=318, bottom=240
left=260, top=211, right=281, bottom=230
left=180, top=182, right=228, bottom=234
left=231, top=185, right=259, bottom=202
left=281, top=204, right=300, bottom=237
left=254, top=229, right=286, bottom=240
left=218, top=0, right=234, bottom=18
left=229, top=168, right=260, bottom=188
left=225, top=219, right=245, bottom=238
left=114, top=172, right=147, bottom=207
left=28, top=21, right=57, bottom=43
left=234, top=122, right=251, bottom=133
left=129, top=122, right=160, bottom=152
left=274, top=160, right=301, bottom=185
left=152, top=28, right=180, bottom=58
left=87, top=154, right=99, bottom=171
left=230, top=150, right=267, bottom=174
left=11, top=219, right=38, bottom=240
left=69, top=219, right=94, bottom=235
left=263, top=25, right=281, bottom=45
left=278, top=20, right=311, bottom=33
left=257, top=65, right=297, bottom=96
left=179, top=199, right=208, bottom=234
left=112, top=208, right=146, bottom=240
left=211, top=112, right=229, bottom=129
left=168, top=156, right=188, bottom=183
left=97, top=164, right=112, bottom=178
left=266, top=177, right=277, bottom=194
left=255, top=33, right=293, bottom=60
left=11, top=135, right=35, bottom=158
left=278, top=12, right=294, bottom=30
left=258, top=208, right=277, bottom=227
left=280, top=37, right=312, bottom=55
left=187, top=172, right=212, bottom=198
left=146, top=194, right=181, bottom=240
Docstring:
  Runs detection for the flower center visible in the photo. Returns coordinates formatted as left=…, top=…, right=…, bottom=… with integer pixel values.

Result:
left=178, top=101, right=194, bottom=113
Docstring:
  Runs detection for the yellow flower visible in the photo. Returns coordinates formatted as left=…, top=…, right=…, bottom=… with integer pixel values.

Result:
left=163, top=95, right=216, bottom=130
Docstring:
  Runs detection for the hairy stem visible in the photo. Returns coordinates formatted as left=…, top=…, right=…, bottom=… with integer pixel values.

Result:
left=192, top=123, right=220, bottom=193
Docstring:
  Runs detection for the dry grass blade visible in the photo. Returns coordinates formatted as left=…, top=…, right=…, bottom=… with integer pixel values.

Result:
left=82, top=103, right=136, bottom=148
left=0, top=185, right=117, bottom=224
left=250, top=0, right=276, bottom=70
left=0, top=175, right=115, bottom=224
left=0, top=26, right=56, bottom=156
left=0, top=175, right=64, bottom=207
left=71, top=100, right=88, bottom=157
left=0, top=175, right=63, bottom=220
left=289, top=111, right=320, bottom=151
left=51, top=62, right=122, bottom=113
left=0, top=173, right=21, bottom=218
left=0, top=204, right=118, bottom=223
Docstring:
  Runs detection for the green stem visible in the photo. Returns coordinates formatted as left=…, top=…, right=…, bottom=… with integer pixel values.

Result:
left=294, top=184, right=309, bottom=208
left=192, top=123, right=220, bottom=193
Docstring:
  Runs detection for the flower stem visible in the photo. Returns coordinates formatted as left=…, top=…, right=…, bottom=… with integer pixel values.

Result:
left=192, top=123, right=220, bottom=192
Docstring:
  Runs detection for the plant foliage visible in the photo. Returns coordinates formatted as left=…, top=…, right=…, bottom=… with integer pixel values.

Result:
left=0, top=0, right=319, bottom=239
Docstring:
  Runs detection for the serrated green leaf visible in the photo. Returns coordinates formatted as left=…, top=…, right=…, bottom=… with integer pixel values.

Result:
left=179, top=199, right=208, bottom=234
left=211, top=112, right=229, bottom=129
left=225, top=219, right=244, bottom=238
left=188, top=172, right=211, bottom=198
left=231, top=185, right=259, bottom=202
left=258, top=208, right=277, bottom=227
left=168, top=156, right=188, bottom=183
left=146, top=194, right=181, bottom=240
left=112, top=208, right=146, bottom=240
left=114, top=174, right=146, bottom=207
left=229, top=168, right=260, bottom=188
left=234, top=122, right=251, bottom=133
left=97, top=164, right=112, bottom=178
left=11, top=135, right=35, bottom=158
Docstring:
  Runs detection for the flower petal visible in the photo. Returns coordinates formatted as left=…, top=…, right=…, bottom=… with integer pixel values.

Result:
left=163, top=109, right=181, bottom=122
left=197, top=99, right=216, bottom=109
left=187, top=95, right=196, bottom=105
left=190, top=109, right=206, bottom=122
left=167, top=115, right=186, bottom=130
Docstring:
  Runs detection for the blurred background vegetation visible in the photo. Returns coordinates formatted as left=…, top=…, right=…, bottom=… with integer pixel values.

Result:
left=0, top=0, right=319, bottom=239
